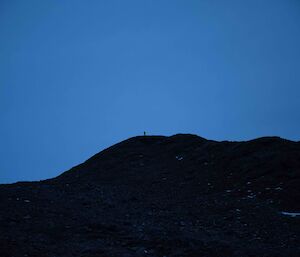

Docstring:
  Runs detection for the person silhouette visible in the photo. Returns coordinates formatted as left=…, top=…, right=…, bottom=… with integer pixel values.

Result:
left=143, top=131, right=146, bottom=136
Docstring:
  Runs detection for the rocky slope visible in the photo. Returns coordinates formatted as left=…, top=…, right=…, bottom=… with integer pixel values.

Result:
left=0, top=134, right=299, bottom=256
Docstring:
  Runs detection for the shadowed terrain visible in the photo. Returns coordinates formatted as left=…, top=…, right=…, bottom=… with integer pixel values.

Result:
left=0, top=134, right=299, bottom=256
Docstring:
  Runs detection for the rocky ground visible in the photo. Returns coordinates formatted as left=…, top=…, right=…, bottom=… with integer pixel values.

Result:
left=0, top=134, right=299, bottom=257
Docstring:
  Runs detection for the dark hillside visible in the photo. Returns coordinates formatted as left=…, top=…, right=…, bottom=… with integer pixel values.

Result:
left=0, top=134, right=299, bottom=257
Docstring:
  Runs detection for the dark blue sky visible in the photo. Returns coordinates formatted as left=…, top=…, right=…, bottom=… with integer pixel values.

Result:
left=1, top=0, right=300, bottom=183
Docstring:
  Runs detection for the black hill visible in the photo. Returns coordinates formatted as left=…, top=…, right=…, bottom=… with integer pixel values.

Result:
left=0, top=134, right=299, bottom=256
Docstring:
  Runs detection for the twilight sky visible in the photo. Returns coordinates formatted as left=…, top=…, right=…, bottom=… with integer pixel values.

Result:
left=1, top=0, right=300, bottom=183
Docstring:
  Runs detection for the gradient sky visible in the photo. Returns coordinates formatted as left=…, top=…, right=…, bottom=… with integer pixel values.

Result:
left=1, top=0, right=300, bottom=183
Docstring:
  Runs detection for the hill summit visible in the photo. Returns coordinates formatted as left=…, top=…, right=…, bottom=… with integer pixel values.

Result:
left=1, top=134, right=299, bottom=256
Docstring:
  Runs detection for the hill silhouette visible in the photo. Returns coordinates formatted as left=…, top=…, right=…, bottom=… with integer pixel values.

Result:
left=0, top=134, right=299, bottom=256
